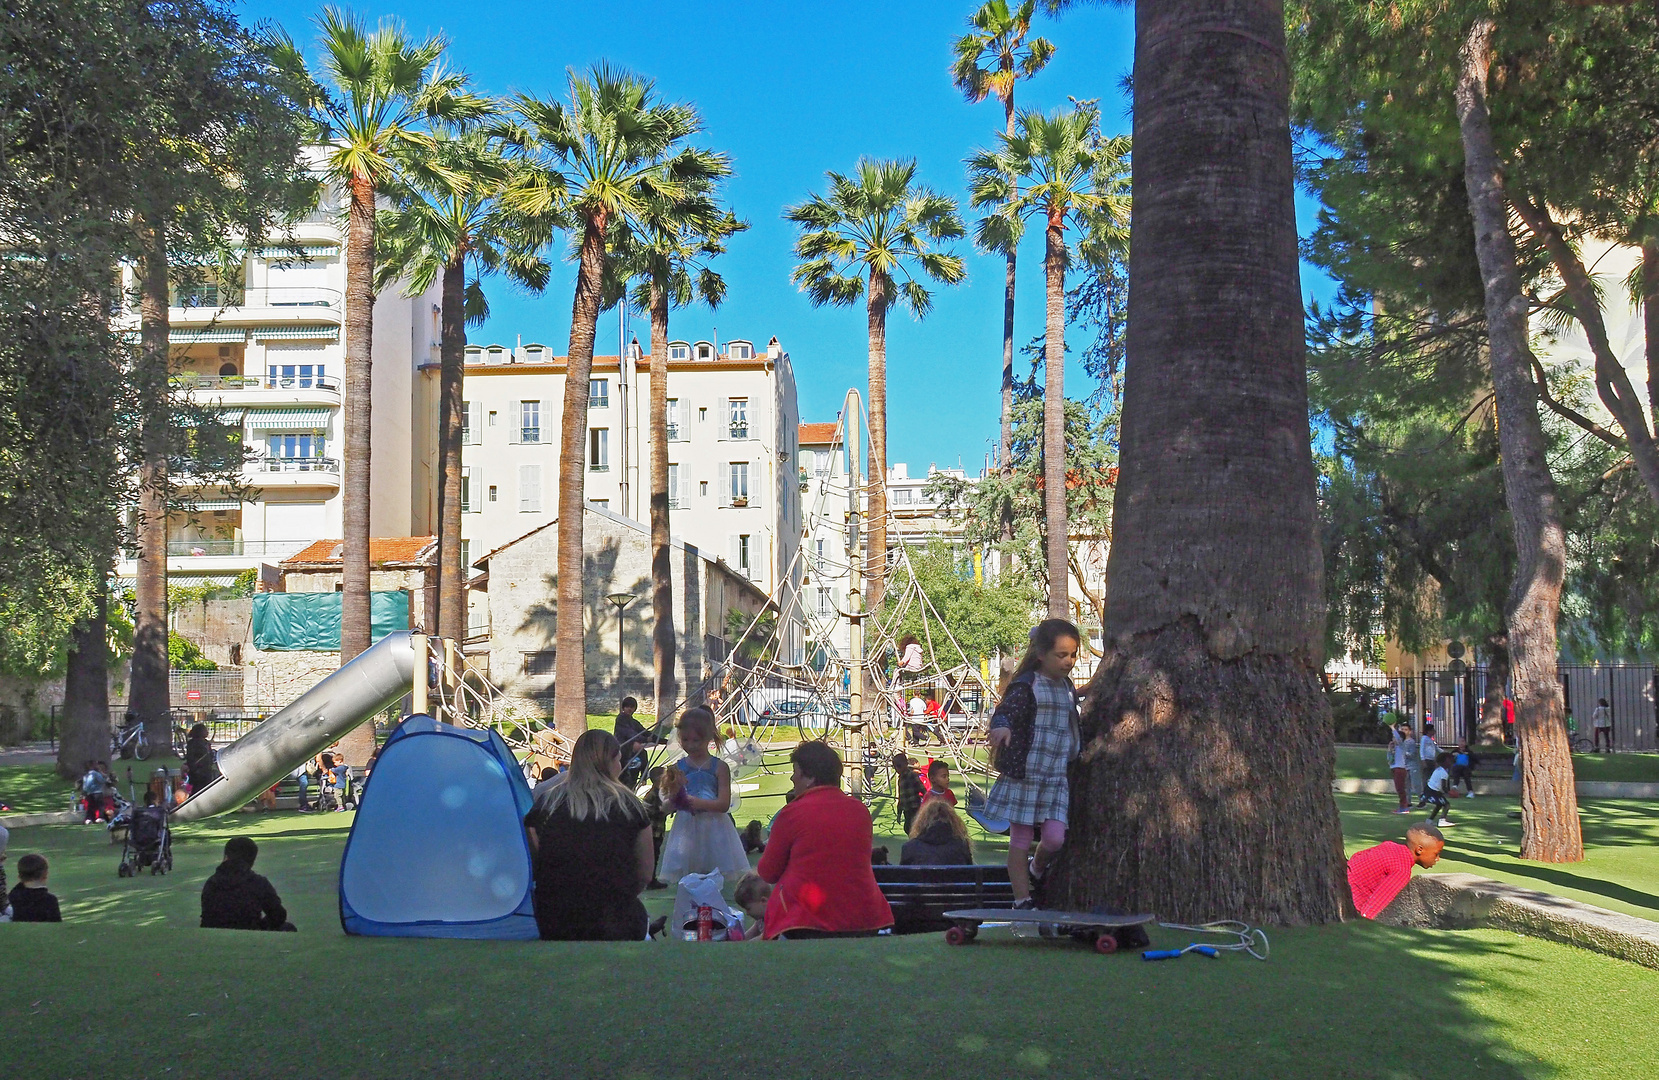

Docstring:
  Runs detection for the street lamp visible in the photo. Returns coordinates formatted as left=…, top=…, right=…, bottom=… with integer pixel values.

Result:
left=606, top=591, right=637, bottom=692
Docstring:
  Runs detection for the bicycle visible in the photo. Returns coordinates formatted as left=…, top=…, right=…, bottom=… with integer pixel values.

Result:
left=111, top=721, right=152, bottom=761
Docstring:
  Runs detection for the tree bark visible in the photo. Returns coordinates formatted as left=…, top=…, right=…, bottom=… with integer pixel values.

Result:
left=1043, top=205, right=1069, bottom=619
left=1455, top=17, right=1582, bottom=862
left=553, top=213, right=608, bottom=737
left=649, top=281, right=677, bottom=719
left=1642, top=238, right=1658, bottom=431
left=337, top=172, right=377, bottom=765
left=130, top=212, right=171, bottom=749
left=999, top=89, right=1019, bottom=475
left=1511, top=194, right=1659, bottom=507
left=59, top=578, right=110, bottom=780
left=436, top=252, right=467, bottom=640
left=1060, top=0, right=1348, bottom=924
left=865, top=273, right=891, bottom=613
left=1480, top=630, right=1510, bottom=746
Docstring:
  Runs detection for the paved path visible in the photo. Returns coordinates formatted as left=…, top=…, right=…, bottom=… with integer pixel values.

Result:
left=0, top=741, right=58, bottom=767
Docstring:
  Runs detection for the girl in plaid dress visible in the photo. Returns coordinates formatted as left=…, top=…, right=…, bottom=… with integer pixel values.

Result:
left=985, top=619, right=1081, bottom=908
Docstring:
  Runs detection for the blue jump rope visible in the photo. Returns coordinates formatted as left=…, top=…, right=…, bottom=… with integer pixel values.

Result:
left=1143, top=921, right=1271, bottom=962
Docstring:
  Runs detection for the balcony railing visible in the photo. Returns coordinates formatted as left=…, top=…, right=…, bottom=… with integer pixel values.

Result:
left=255, top=456, right=339, bottom=474
left=172, top=286, right=343, bottom=312
left=174, top=373, right=340, bottom=393
left=728, top=422, right=749, bottom=439
left=123, top=538, right=311, bottom=559
left=665, top=423, right=681, bottom=441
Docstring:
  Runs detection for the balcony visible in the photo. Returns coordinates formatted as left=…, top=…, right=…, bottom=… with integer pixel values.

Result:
left=250, top=456, right=341, bottom=488
left=176, top=372, right=340, bottom=409
left=170, top=286, right=344, bottom=325
left=118, top=537, right=312, bottom=576
left=728, top=422, right=750, bottom=440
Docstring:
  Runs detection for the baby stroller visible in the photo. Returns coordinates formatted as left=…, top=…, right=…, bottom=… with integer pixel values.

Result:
left=117, top=803, right=172, bottom=876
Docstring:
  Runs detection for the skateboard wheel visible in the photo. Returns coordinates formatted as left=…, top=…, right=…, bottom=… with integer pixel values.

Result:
left=1094, top=932, right=1118, bottom=954
left=945, top=925, right=969, bottom=946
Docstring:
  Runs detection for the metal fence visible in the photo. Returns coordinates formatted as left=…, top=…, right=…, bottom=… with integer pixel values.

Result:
left=1326, top=663, right=1657, bottom=751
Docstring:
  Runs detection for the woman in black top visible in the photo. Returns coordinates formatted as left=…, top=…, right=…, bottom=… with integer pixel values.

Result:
left=523, top=729, right=654, bottom=941
left=900, top=798, right=973, bottom=866
left=184, top=724, right=217, bottom=793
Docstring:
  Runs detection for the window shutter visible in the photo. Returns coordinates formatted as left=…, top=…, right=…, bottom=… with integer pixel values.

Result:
left=467, top=467, right=481, bottom=512
left=469, top=401, right=482, bottom=444
left=519, top=463, right=540, bottom=513
left=729, top=535, right=741, bottom=568
left=508, top=401, right=521, bottom=444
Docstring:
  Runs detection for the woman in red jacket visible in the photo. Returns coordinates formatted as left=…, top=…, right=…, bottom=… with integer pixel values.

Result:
left=756, top=742, right=893, bottom=939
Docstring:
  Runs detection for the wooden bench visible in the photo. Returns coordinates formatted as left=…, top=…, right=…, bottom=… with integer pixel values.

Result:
left=873, top=864, right=1014, bottom=935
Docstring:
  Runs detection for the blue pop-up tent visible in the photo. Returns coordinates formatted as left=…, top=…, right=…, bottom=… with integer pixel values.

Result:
left=340, top=715, right=537, bottom=939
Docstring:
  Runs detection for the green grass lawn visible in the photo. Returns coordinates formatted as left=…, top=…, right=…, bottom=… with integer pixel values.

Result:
left=1335, top=744, right=1659, bottom=783
left=3, top=761, right=1657, bottom=1077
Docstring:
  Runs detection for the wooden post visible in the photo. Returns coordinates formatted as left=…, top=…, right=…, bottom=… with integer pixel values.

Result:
left=845, top=390, right=864, bottom=797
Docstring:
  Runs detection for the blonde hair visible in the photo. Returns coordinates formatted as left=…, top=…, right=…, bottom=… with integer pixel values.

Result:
left=909, top=797, right=970, bottom=844
left=537, top=729, right=643, bottom=823
left=676, top=706, right=716, bottom=748
left=733, top=871, right=771, bottom=909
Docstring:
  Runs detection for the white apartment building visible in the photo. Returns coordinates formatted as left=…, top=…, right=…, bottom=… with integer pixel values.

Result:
left=458, top=336, right=802, bottom=636
left=114, top=178, right=442, bottom=590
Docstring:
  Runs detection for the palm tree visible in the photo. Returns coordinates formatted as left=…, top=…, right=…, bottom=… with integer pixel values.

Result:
left=968, top=106, right=1128, bottom=617
left=787, top=160, right=966, bottom=613
left=300, top=8, right=489, bottom=713
left=952, top=0, right=1055, bottom=470
left=375, top=130, right=551, bottom=643
left=613, top=175, right=746, bottom=719
left=502, top=65, right=709, bottom=737
left=1060, top=0, right=1349, bottom=924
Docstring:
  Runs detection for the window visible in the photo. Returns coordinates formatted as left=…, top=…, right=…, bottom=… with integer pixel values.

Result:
left=589, top=378, right=608, bottom=408
left=460, top=467, right=473, bottom=512
left=523, top=651, right=555, bottom=677
left=727, top=398, right=749, bottom=439
left=267, top=363, right=325, bottom=388
left=816, top=451, right=831, bottom=477
left=589, top=428, right=608, bottom=471
left=519, top=400, right=540, bottom=443
left=800, top=450, right=816, bottom=477
left=461, top=401, right=473, bottom=444
left=668, top=464, right=683, bottom=509
left=695, top=343, right=713, bottom=361
left=699, top=480, right=708, bottom=497
left=730, top=342, right=752, bottom=360
left=268, top=432, right=324, bottom=459
left=698, top=407, right=707, bottom=423
left=894, top=488, right=912, bottom=506
left=460, top=540, right=470, bottom=575
left=665, top=398, right=681, bottom=440
left=488, top=485, right=498, bottom=502
left=728, top=462, right=749, bottom=505
left=817, top=586, right=832, bottom=616
left=670, top=343, right=689, bottom=361
left=737, top=534, right=752, bottom=572
left=816, top=538, right=825, bottom=564
left=488, top=410, right=498, bottom=427
left=518, top=463, right=541, bottom=513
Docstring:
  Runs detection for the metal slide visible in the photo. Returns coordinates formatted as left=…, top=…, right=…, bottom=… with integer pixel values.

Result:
left=171, top=631, right=416, bottom=822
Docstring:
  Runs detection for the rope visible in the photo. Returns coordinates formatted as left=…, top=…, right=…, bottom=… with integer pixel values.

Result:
left=1150, top=920, right=1270, bottom=961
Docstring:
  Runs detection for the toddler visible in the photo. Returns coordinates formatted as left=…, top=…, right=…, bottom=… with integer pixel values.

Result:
left=8, top=853, right=62, bottom=922
left=657, top=707, right=749, bottom=885
left=733, top=871, right=773, bottom=940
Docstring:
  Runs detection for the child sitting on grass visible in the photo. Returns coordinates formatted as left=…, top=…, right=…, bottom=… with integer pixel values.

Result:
left=8, top=853, right=62, bottom=923
left=733, top=871, right=773, bottom=940
left=1347, top=823, right=1445, bottom=918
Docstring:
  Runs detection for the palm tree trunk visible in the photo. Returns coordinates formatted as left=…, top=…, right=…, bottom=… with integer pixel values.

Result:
left=436, top=252, right=467, bottom=640
left=131, top=213, right=171, bottom=749
left=1061, top=0, right=1348, bottom=924
left=337, top=172, right=377, bottom=765
left=999, top=91, right=1018, bottom=475
left=1043, top=206, right=1069, bottom=619
left=1455, top=17, right=1581, bottom=862
left=553, top=214, right=608, bottom=737
left=865, top=274, right=891, bottom=613
left=649, top=281, right=677, bottom=719
left=58, top=573, right=111, bottom=780
left=1511, top=195, right=1659, bottom=507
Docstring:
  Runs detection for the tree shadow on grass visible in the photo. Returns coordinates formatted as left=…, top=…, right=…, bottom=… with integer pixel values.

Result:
left=1449, top=850, right=1659, bottom=915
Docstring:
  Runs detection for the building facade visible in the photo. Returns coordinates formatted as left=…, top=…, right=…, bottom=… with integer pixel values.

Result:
left=114, top=176, right=442, bottom=590
left=456, top=335, right=802, bottom=636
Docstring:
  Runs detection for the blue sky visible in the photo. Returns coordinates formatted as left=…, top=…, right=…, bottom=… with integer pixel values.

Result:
left=241, top=0, right=1333, bottom=472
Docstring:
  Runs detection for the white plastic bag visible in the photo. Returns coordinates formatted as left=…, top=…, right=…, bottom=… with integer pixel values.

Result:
left=670, top=871, right=742, bottom=941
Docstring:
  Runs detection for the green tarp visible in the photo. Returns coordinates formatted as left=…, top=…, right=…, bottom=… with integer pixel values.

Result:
left=252, top=591, right=410, bottom=651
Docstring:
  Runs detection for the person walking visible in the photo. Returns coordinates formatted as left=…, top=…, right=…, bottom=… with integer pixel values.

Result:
left=1403, top=726, right=1422, bottom=801
left=1591, top=698, right=1614, bottom=753
left=1418, top=721, right=1441, bottom=789
left=1388, top=722, right=1412, bottom=813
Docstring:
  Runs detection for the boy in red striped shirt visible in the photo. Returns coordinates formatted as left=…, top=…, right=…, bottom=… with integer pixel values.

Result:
left=1347, top=823, right=1445, bottom=919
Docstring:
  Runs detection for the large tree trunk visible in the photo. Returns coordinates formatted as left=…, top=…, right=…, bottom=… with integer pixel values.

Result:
left=1511, top=195, right=1659, bottom=507
left=1641, top=238, right=1657, bottom=432
left=648, top=282, right=677, bottom=719
left=436, top=252, right=467, bottom=640
left=59, top=578, right=111, bottom=780
left=865, top=274, right=891, bottom=613
left=1455, top=18, right=1582, bottom=862
left=1479, top=630, right=1510, bottom=746
left=1042, top=206, right=1069, bottom=618
left=553, top=214, right=608, bottom=737
left=1059, top=0, right=1348, bottom=924
left=130, top=213, right=171, bottom=749
left=337, top=173, right=377, bottom=765
left=999, top=91, right=1019, bottom=547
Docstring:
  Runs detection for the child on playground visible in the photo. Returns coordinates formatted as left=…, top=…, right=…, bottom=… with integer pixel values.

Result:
left=657, top=707, right=749, bottom=886
left=1418, top=752, right=1454, bottom=826
left=923, top=760, right=957, bottom=807
left=1347, top=822, right=1445, bottom=918
left=985, top=618, right=1082, bottom=911
left=894, top=754, right=924, bottom=834
left=733, top=871, right=773, bottom=940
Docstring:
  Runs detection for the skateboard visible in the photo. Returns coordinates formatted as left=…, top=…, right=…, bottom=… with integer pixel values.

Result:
left=941, top=907, right=1157, bottom=954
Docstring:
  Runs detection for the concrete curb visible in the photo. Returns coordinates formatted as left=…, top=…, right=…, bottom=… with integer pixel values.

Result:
left=1332, top=778, right=1659, bottom=798
left=0, top=810, right=81, bottom=829
left=1377, top=872, right=1659, bottom=970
